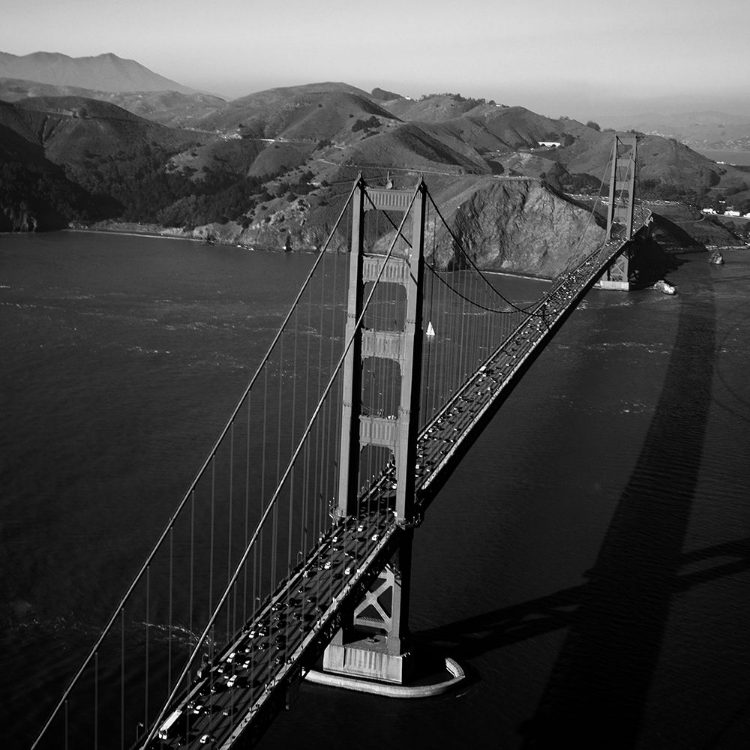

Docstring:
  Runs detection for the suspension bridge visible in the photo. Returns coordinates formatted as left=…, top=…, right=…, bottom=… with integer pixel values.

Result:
left=30, top=134, right=649, bottom=750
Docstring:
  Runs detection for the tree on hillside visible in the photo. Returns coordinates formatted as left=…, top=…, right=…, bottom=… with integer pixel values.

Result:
left=586, top=121, right=601, bottom=131
left=352, top=116, right=380, bottom=133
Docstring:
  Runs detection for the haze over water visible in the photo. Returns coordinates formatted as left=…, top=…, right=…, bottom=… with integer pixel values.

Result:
left=1, top=232, right=749, bottom=748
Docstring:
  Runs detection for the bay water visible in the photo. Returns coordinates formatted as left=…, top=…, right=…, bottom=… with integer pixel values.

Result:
left=1, top=231, right=749, bottom=749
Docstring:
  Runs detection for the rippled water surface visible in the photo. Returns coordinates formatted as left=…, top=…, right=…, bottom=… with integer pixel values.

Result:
left=2, top=232, right=749, bottom=749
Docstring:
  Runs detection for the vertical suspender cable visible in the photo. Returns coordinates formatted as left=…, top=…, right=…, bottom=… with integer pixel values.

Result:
left=189, top=491, right=194, bottom=633
left=228, top=422, right=235, bottom=619
left=260, top=368, right=268, bottom=605
left=168, top=525, right=174, bottom=696
left=244, top=397, right=251, bottom=624
left=121, top=606, right=125, bottom=750
left=144, top=565, right=149, bottom=731
left=94, top=651, right=99, bottom=750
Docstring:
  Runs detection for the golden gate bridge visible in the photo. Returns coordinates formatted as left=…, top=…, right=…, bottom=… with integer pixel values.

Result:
left=30, top=134, right=647, bottom=750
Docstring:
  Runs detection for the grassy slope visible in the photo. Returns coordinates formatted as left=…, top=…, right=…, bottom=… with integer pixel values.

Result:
left=3, top=82, right=746, bottom=246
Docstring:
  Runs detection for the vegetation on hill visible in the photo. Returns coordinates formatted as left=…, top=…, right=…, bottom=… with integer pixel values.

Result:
left=1, top=79, right=746, bottom=257
left=0, top=158, right=96, bottom=230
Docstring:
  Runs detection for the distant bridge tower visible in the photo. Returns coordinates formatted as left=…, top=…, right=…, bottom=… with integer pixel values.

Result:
left=323, top=177, right=426, bottom=684
left=599, top=132, right=638, bottom=290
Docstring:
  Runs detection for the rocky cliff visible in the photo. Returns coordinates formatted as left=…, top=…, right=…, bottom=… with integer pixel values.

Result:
left=427, top=178, right=606, bottom=276
left=1, top=205, right=38, bottom=232
left=175, top=177, right=607, bottom=280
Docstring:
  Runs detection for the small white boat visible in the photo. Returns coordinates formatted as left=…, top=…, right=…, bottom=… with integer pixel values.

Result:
left=653, top=280, right=676, bottom=295
left=426, top=321, right=436, bottom=337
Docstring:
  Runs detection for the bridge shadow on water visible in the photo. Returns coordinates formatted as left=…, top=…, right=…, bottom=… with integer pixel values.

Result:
left=416, top=262, right=739, bottom=748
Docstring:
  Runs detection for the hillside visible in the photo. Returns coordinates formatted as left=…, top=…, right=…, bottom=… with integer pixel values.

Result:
left=426, top=177, right=607, bottom=275
left=0, top=52, right=196, bottom=94
left=2, top=75, right=747, bottom=258
left=11, top=96, right=198, bottom=162
left=0, top=97, right=204, bottom=228
left=0, top=78, right=228, bottom=128
left=197, top=84, right=395, bottom=138
left=0, top=101, right=100, bottom=231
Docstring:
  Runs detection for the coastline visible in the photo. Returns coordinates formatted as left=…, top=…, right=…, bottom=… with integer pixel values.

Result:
left=66, top=228, right=202, bottom=243
left=64, top=225, right=323, bottom=254
left=65, top=224, right=203, bottom=243
left=4, top=226, right=575, bottom=282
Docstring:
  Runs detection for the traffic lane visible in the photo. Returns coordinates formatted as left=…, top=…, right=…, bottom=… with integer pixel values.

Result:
left=154, top=513, right=396, bottom=747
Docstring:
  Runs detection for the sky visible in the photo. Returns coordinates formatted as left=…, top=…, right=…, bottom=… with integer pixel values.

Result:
left=2, top=0, right=750, bottom=121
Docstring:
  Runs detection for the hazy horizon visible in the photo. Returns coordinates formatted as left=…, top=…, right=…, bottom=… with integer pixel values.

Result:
left=3, top=0, right=749, bottom=124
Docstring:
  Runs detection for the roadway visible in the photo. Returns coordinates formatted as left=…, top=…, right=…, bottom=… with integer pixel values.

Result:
left=143, top=508, right=400, bottom=750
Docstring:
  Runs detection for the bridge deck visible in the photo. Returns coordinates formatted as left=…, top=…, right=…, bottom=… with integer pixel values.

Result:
left=142, top=234, right=639, bottom=750
left=145, top=510, right=401, bottom=749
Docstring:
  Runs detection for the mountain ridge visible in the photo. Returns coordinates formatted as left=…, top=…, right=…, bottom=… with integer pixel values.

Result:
left=0, top=51, right=197, bottom=94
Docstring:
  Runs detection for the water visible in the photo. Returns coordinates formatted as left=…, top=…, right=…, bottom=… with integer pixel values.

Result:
left=2, top=232, right=750, bottom=749
left=693, top=149, right=750, bottom=167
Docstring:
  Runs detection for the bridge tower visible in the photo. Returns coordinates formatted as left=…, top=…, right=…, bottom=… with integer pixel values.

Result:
left=323, top=177, right=426, bottom=684
left=599, top=132, right=638, bottom=290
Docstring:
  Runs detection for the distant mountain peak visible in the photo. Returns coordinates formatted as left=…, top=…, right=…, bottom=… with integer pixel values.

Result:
left=0, top=50, right=196, bottom=94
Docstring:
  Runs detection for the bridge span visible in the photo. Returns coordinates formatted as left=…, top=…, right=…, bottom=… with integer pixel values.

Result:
left=141, top=225, right=649, bottom=750
left=30, top=134, right=648, bottom=750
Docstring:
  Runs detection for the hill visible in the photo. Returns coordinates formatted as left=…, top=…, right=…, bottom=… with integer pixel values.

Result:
left=0, top=96, right=205, bottom=228
left=0, top=100, right=102, bottom=230
left=0, top=78, right=227, bottom=128
left=0, top=51, right=196, bottom=94
left=196, top=83, right=395, bottom=138
left=9, top=96, right=199, bottom=163
left=2, top=75, right=747, bottom=257
left=426, top=177, right=607, bottom=275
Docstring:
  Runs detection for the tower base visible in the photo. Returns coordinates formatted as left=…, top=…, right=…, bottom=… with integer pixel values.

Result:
left=595, top=279, right=630, bottom=291
left=322, top=634, right=414, bottom=683
left=308, top=655, right=465, bottom=698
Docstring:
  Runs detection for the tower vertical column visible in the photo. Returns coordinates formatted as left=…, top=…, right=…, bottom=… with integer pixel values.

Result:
left=336, top=178, right=366, bottom=519
left=323, top=180, right=427, bottom=684
left=600, top=133, right=638, bottom=290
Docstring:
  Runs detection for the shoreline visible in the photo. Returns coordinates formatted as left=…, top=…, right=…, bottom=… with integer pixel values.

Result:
left=65, top=226, right=204, bottom=243
left=66, top=228, right=560, bottom=279
left=6, top=226, right=583, bottom=282
left=63, top=225, right=313, bottom=254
